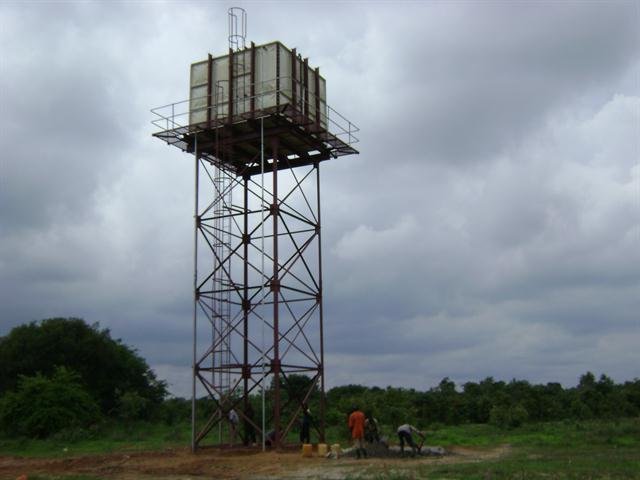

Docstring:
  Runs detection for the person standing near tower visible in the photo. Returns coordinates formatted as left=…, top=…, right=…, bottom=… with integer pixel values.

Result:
left=300, top=403, right=312, bottom=444
left=348, top=405, right=367, bottom=459
left=228, top=407, right=239, bottom=446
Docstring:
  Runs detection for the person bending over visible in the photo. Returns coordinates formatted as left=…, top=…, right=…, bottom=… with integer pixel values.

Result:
left=396, top=424, right=425, bottom=456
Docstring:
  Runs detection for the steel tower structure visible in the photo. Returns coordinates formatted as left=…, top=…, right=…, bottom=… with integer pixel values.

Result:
left=152, top=8, right=358, bottom=451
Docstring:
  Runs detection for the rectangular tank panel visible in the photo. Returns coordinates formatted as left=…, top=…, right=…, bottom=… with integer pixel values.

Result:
left=189, top=60, right=208, bottom=125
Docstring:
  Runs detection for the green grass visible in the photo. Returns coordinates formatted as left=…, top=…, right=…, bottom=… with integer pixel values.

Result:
left=425, top=446, right=640, bottom=479
left=0, top=421, right=192, bottom=457
left=424, top=418, right=640, bottom=448
left=0, top=418, right=316, bottom=458
left=344, top=446, right=640, bottom=479
left=345, top=418, right=640, bottom=480
left=2, top=419, right=639, bottom=479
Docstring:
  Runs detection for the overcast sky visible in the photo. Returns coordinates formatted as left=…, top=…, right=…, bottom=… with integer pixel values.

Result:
left=1, top=1, right=638, bottom=397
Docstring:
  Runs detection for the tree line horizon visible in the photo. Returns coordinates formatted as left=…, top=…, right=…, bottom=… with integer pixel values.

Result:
left=1, top=318, right=638, bottom=438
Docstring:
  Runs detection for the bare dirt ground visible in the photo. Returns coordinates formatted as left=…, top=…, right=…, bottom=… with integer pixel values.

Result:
left=0, top=445, right=511, bottom=480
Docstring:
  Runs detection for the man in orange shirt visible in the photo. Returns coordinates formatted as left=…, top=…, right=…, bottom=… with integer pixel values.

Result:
left=348, top=405, right=367, bottom=459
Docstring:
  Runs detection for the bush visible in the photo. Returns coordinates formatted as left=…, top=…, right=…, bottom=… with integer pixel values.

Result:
left=0, top=318, right=167, bottom=415
left=570, top=399, right=593, bottom=420
left=489, top=403, right=529, bottom=429
left=509, top=404, right=529, bottom=428
left=0, top=366, right=100, bottom=438
left=325, top=407, right=344, bottom=427
left=489, top=405, right=509, bottom=428
left=158, top=397, right=191, bottom=425
left=116, top=390, right=149, bottom=421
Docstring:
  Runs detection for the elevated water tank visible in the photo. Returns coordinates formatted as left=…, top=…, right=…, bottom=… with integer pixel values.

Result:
left=189, top=41, right=327, bottom=130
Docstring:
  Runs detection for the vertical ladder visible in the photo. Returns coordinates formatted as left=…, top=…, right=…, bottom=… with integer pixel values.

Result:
left=211, top=7, right=247, bottom=442
left=212, top=79, right=233, bottom=401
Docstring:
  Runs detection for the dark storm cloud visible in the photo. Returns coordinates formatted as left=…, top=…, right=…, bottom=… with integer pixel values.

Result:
left=320, top=83, right=638, bottom=387
left=1, top=1, right=638, bottom=396
left=0, top=33, right=130, bottom=230
left=320, top=2, right=639, bottom=166
left=0, top=1, right=195, bottom=339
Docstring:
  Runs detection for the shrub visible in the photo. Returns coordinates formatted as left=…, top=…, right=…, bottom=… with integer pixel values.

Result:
left=489, top=405, right=509, bottom=428
left=159, top=397, right=191, bottom=425
left=489, top=403, right=529, bottom=429
left=509, top=403, right=529, bottom=428
left=0, top=318, right=167, bottom=415
left=116, top=390, right=149, bottom=421
left=0, top=366, right=100, bottom=438
left=570, top=399, right=593, bottom=420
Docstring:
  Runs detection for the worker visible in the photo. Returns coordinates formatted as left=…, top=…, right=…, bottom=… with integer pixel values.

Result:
left=228, top=407, right=239, bottom=446
left=348, top=405, right=367, bottom=459
left=396, top=423, right=425, bottom=456
left=299, top=403, right=312, bottom=444
left=364, top=411, right=380, bottom=444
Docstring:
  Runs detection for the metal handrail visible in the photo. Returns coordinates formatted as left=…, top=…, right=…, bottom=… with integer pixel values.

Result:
left=151, top=75, right=359, bottom=147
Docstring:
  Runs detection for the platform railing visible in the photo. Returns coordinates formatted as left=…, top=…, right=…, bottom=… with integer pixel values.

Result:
left=151, top=76, right=359, bottom=149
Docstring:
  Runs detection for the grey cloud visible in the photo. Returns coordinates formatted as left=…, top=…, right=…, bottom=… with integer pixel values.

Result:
left=1, top=2, right=638, bottom=398
left=341, top=2, right=640, bottom=166
left=0, top=8, right=133, bottom=232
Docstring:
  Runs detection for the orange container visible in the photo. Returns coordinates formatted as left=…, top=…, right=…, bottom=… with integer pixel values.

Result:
left=302, top=443, right=313, bottom=457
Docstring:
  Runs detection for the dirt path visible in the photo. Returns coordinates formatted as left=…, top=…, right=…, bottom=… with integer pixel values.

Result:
left=0, top=445, right=511, bottom=480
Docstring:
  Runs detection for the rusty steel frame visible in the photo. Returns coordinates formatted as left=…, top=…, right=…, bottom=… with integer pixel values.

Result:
left=152, top=43, right=358, bottom=452
left=187, top=133, right=328, bottom=450
left=192, top=136, right=326, bottom=444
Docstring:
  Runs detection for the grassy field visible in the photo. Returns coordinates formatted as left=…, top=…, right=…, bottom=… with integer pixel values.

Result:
left=0, top=421, right=191, bottom=458
left=347, top=418, right=640, bottom=479
left=349, top=442, right=640, bottom=479
left=1, top=418, right=639, bottom=479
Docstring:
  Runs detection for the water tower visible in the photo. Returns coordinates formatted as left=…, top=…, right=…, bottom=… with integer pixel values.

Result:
left=151, top=8, right=358, bottom=450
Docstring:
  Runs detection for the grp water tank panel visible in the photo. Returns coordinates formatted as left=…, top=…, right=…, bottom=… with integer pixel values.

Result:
left=189, top=41, right=327, bottom=129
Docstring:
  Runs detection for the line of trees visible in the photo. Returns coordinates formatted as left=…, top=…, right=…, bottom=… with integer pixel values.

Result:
left=325, top=374, right=640, bottom=429
left=160, top=372, right=640, bottom=440
left=2, top=318, right=638, bottom=439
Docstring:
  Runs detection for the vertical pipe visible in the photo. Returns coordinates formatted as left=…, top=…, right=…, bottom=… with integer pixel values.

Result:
left=271, top=137, right=280, bottom=447
left=260, top=117, right=266, bottom=452
left=314, top=67, right=321, bottom=131
left=315, top=163, right=326, bottom=443
left=214, top=174, right=219, bottom=442
left=276, top=44, right=280, bottom=108
left=207, top=54, right=213, bottom=127
left=243, top=176, right=249, bottom=428
left=303, top=58, right=309, bottom=119
left=250, top=42, right=256, bottom=117
left=191, top=135, right=200, bottom=453
left=291, top=48, right=297, bottom=113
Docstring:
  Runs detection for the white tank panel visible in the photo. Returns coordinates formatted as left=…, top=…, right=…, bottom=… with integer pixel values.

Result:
left=278, top=43, right=292, bottom=101
left=191, top=61, right=208, bottom=87
left=256, top=43, right=278, bottom=110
